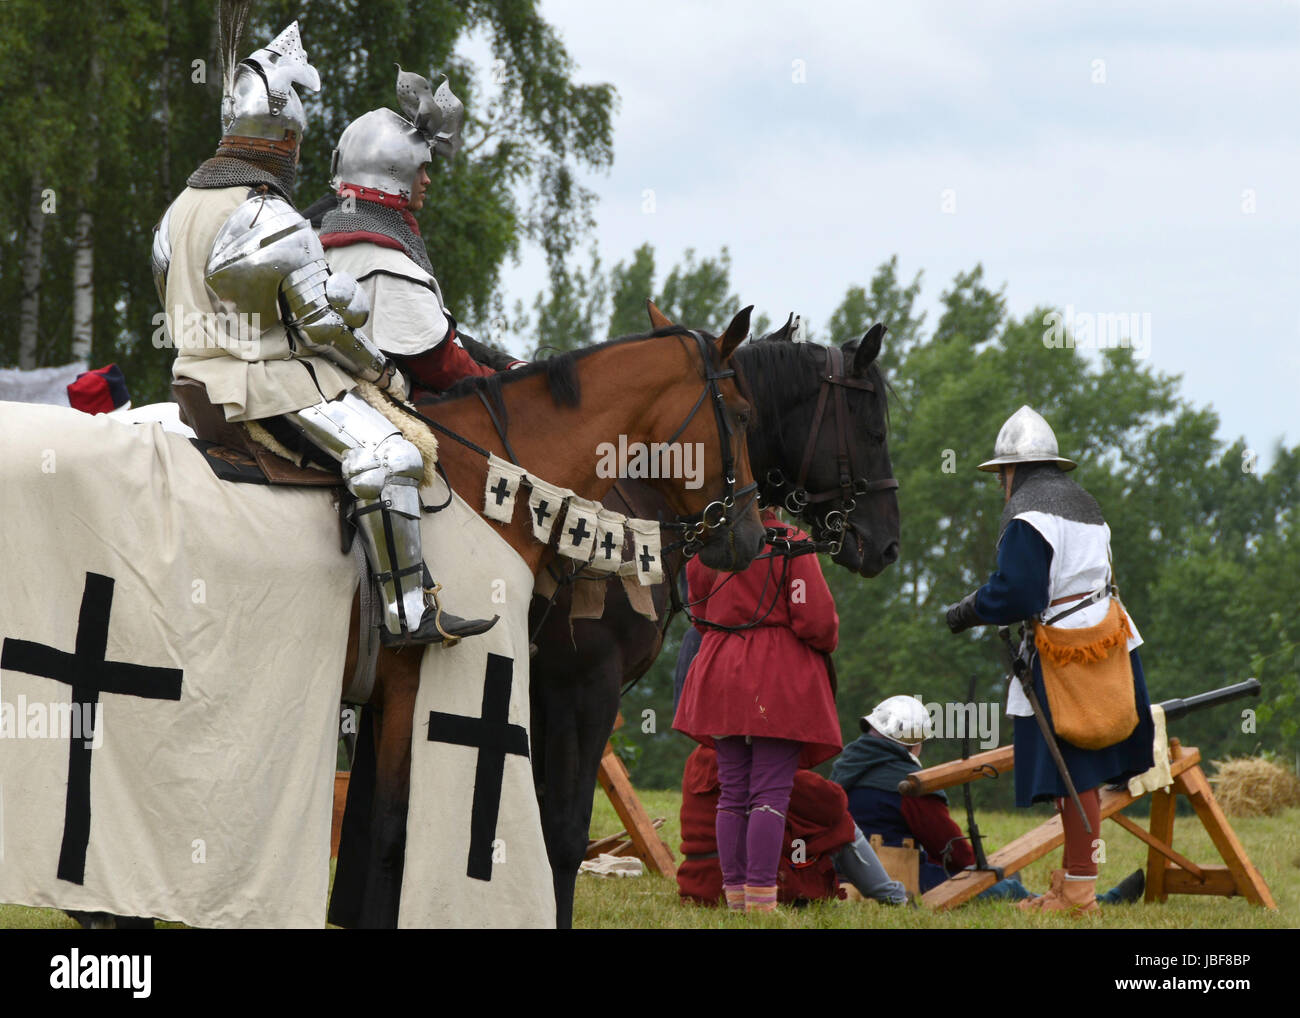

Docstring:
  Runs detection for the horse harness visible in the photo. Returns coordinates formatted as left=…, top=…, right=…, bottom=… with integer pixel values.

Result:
left=385, top=328, right=758, bottom=645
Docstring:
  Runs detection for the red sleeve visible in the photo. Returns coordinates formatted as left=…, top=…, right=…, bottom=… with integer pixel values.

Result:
left=784, top=552, right=839, bottom=653
left=898, top=795, right=974, bottom=873
left=398, top=334, right=495, bottom=393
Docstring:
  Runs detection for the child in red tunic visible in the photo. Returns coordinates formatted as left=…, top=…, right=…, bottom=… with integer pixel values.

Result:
left=673, top=509, right=842, bottom=911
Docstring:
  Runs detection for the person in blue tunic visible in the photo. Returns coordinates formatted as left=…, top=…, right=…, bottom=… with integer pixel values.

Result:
left=944, top=406, right=1155, bottom=915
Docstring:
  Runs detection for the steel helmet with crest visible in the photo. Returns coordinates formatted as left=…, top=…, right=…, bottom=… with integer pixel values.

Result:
left=182, top=16, right=321, bottom=203
left=330, top=68, right=465, bottom=205
left=222, top=20, right=320, bottom=143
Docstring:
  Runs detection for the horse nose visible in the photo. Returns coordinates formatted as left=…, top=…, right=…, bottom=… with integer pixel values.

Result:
left=881, top=541, right=900, bottom=565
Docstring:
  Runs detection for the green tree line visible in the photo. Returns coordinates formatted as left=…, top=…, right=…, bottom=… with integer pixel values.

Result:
left=0, top=0, right=614, bottom=399
left=589, top=254, right=1299, bottom=804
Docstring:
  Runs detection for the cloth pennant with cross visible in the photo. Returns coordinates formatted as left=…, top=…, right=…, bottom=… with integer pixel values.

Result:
left=482, top=453, right=526, bottom=525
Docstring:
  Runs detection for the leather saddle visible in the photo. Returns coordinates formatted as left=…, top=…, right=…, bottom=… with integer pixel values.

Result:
left=172, top=378, right=340, bottom=488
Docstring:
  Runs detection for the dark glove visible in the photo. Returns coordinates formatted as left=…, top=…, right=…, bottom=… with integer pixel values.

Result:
left=944, top=591, right=986, bottom=634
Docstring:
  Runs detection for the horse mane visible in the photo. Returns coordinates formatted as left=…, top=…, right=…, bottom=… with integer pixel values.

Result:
left=735, top=340, right=891, bottom=456
left=434, top=324, right=716, bottom=429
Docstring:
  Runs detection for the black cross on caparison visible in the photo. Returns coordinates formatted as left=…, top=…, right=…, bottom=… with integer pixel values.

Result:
left=425, top=653, right=528, bottom=881
left=0, top=572, right=183, bottom=885
left=567, top=516, right=591, bottom=547
left=533, top=500, right=552, bottom=527
left=489, top=477, right=511, bottom=506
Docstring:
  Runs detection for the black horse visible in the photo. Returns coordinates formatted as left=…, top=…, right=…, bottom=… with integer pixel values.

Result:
left=528, top=308, right=900, bottom=927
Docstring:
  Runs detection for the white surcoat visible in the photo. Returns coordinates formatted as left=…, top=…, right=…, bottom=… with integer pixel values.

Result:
left=163, top=186, right=354, bottom=422
left=1006, top=510, right=1142, bottom=717
left=324, top=243, right=451, bottom=356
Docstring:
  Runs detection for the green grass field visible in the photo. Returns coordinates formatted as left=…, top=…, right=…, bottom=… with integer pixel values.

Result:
left=574, top=792, right=1300, bottom=929
left=4, top=796, right=1296, bottom=929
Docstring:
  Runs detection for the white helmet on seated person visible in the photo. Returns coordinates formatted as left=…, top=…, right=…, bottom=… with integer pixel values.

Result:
left=860, top=695, right=931, bottom=747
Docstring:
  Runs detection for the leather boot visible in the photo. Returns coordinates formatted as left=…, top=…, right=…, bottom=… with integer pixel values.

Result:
left=1049, top=875, right=1100, bottom=917
left=1017, top=869, right=1064, bottom=912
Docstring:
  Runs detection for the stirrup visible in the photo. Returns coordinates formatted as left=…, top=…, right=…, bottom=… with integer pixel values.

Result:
left=379, top=582, right=499, bottom=649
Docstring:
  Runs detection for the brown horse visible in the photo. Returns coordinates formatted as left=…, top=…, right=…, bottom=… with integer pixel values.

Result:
left=528, top=305, right=901, bottom=926
left=328, top=310, right=765, bottom=927
left=332, top=305, right=901, bottom=929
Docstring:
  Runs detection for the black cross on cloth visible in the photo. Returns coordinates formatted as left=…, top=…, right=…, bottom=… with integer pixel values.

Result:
left=599, top=531, right=618, bottom=560
left=425, top=653, right=528, bottom=881
left=639, top=544, right=657, bottom=573
left=489, top=477, right=511, bottom=506
left=0, top=572, right=183, bottom=885
left=567, top=516, right=591, bottom=546
left=533, top=500, right=553, bottom=527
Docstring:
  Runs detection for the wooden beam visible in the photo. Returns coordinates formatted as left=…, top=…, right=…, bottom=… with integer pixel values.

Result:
left=597, top=741, right=677, bottom=877
left=1144, top=787, right=1177, bottom=903
left=922, top=813, right=1064, bottom=910
left=585, top=828, right=631, bottom=860
left=331, top=771, right=349, bottom=859
left=1164, top=865, right=1239, bottom=897
left=1174, top=762, right=1277, bottom=909
left=1108, top=811, right=1204, bottom=880
left=898, top=746, right=1015, bottom=797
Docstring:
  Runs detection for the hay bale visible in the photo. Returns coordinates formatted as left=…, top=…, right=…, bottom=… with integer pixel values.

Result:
left=1209, top=756, right=1300, bottom=817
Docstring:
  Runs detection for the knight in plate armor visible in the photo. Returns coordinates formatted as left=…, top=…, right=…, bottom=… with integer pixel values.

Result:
left=151, top=21, right=496, bottom=648
left=942, top=406, right=1155, bottom=914
left=314, top=68, right=525, bottom=395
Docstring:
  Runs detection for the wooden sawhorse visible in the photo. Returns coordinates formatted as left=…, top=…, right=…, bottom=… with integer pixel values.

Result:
left=910, top=738, right=1276, bottom=911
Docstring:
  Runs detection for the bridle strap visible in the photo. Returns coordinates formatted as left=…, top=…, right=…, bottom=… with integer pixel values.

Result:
left=774, top=344, right=898, bottom=548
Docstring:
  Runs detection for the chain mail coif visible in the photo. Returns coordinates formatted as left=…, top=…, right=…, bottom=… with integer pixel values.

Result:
left=319, top=200, right=435, bottom=275
left=187, top=145, right=297, bottom=201
left=998, top=461, right=1105, bottom=541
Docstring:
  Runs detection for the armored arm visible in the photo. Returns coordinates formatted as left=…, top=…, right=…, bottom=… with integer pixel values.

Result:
left=204, top=194, right=397, bottom=388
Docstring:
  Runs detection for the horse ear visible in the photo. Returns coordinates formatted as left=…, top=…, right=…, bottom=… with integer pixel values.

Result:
left=757, top=311, right=796, bottom=343
left=718, top=305, right=753, bottom=361
left=849, top=322, right=886, bottom=375
left=646, top=299, right=673, bottom=330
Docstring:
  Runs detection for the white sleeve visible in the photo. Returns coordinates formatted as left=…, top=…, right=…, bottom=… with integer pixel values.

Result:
left=364, top=272, right=452, bottom=356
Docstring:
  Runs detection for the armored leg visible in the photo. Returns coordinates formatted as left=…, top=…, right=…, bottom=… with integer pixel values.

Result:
left=286, top=390, right=496, bottom=647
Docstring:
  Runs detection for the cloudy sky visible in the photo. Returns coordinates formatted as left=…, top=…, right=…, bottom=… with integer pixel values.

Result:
left=468, top=1, right=1298, bottom=464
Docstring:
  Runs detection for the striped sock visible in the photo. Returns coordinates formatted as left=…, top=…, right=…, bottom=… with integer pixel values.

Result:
left=724, top=885, right=746, bottom=911
left=745, top=885, right=778, bottom=912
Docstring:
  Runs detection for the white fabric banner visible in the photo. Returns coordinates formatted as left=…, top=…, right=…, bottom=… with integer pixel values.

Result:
left=0, top=402, right=354, bottom=928
left=590, top=508, right=627, bottom=574
left=399, top=479, right=554, bottom=928
left=526, top=478, right=571, bottom=545
left=556, top=496, right=600, bottom=563
left=626, top=518, right=665, bottom=585
left=482, top=453, right=526, bottom=525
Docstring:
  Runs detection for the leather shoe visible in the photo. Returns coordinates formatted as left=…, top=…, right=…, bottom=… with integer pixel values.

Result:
left=380, top=605, right=498, bottom=649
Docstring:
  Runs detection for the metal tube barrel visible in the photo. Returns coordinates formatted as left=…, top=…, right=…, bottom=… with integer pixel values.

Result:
left=1155, top=678, right=1260, bottom=723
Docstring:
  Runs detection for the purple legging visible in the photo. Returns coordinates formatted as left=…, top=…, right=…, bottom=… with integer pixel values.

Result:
left=714, top=736, right=802, bottom=888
